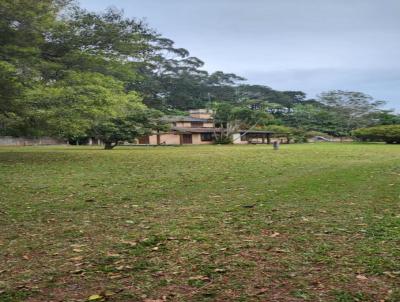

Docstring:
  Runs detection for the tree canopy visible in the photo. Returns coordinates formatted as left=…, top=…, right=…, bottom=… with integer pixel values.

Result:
left=0, top=0, right=397, bottom=144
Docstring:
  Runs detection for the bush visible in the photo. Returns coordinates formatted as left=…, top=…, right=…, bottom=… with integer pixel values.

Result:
left=214, top=135, right=233, bottom=144
left=352, top=125, right=400, bottom=144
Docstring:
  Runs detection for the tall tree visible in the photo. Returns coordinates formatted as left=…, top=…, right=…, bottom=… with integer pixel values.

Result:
left=317, top=90, right=385, bottom=133
left=212, top=102, right=273, bottom=143
left=0, top=3, right=159, bottom=138
left=284, top=104, right=346, bottom=136
left=92, top=108, right=166, bottom=149
left=0, top=0, right=70, bottom=134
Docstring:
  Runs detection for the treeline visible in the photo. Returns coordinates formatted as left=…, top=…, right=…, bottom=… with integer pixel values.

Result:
left=1, top=0, right=399, bottom=144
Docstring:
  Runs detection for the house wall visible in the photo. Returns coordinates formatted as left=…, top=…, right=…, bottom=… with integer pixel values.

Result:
left=192, top=133, right=213, bottom=144
left=175, top=121, right=213, bottom=128
left=190, top=113, right=212, bottom=119
left=143, top=133, right=214, bottom=145
left=232, top=133, right=248, bottom=144
left=175, top=122, right=192, bottom=127
left=147, top=133, right=181, bottom=145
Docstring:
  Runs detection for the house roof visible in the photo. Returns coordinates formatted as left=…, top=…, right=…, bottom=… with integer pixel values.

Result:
left=169, top=128, right=287, bottom=134
left=162, top=116, right=212, bottom=123
left=238, top=130, right=276, bottom=134
left=171, top=127, right=220, bottom=133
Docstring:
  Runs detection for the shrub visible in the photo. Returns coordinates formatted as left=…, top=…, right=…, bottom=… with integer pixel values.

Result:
left=352, top=125, right=400, bottom=144
left=214, top=135, right=233, bottom=144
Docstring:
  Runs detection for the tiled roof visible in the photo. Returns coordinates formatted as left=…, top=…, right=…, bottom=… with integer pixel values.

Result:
left=162, top=116, right=212, bottom=122
left=170, top=128, right=284, bottom=134
left=238, top=130, right=276, bottom=134
left=171, top=127, right=220, bottom=133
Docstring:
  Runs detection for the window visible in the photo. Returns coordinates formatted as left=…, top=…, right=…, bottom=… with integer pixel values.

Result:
left=191, top=122, right=203, bottom=127
left=240, top=134, right=248, bottom=141
left=201, top=133, right=213, bottom=141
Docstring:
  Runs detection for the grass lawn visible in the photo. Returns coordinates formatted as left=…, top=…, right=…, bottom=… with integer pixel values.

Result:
left=0, top=143, right=399, bottom=302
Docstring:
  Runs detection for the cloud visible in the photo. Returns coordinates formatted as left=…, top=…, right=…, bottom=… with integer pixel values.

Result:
left=244, top=68, right=400, bottom=110
left=80, top=0, right=400, bottom=109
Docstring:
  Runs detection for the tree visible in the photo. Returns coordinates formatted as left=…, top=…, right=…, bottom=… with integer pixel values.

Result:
left=22, top=71, right=142, bottom=139
left=353, top=125, right=400, bottom=144
left=0, top=3, right=158, bottom=138
left=92, top=108, right=166, bottom=149
left=317, top=90, right=386, bottom=133
left=212, top=102, right=273, bottom=143
left=284, top=104, right=346, bottom=136
left=367, top=111, right=400, bottom=126
left=0, top=0, right=70, bottom=134
left=234, top=85, right=308, bottom=110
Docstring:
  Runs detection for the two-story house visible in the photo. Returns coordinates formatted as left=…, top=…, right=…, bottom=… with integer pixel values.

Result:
left=138, top=109, right=288, bottom=145
left=138, top=109, right=217, bottom=145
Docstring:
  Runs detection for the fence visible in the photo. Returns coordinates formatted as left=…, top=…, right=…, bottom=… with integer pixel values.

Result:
left=0, top=136, right=66, bottom=146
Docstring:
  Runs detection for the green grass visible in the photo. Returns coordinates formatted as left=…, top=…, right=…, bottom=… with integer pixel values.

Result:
left=0, top=143, right=399, bottom=301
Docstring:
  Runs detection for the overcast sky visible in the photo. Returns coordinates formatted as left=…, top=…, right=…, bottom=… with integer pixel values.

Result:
left=80, top=0, right=400, bottom=110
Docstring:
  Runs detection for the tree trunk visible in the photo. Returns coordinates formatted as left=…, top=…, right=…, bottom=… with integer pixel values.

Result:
left=104, top=141, right=117, bottom=150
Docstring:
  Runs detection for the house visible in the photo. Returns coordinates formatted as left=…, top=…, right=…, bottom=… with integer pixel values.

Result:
left=138, top=109, right=289, bottom=145
left=138, top=109, right=217, bottom=145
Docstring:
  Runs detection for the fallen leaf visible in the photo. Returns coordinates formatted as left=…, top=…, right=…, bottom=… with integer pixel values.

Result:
left=214, top=268, right=226, bottom=273
left=256, top=288, right=268, bottom=295
left=121, top=240, right=137, bottom=247
left=383, top=271, right=396, bottom=278
left=356, top=274, right=368, bottom=280
left=108, top=273, right=122, bottom=279
left=189, top=275, right=210, bottom=281
left=106, top=252, right=121, bottom=257
left=88, top=294, right=102, bottom=301
left=71, top=244, right=86, bottom=248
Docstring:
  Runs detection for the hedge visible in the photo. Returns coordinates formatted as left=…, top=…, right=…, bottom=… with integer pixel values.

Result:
left=352, top=125, right=400, bottom=144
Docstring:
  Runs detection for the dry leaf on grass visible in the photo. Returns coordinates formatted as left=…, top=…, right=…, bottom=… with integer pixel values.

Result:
left=189, top=275, right=210, bottom=281
left=87, top=294, right=103, bottom=301
left=356, top=274, right=368, bottom=280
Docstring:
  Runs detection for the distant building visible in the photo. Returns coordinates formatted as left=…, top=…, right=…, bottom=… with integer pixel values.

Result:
left=139, top=109, right=216, bottom=145
left=138, top=109, right=287, bottom=145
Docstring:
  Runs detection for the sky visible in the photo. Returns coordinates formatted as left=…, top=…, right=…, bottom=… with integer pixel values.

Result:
left=80, top=0, right=400, bottom=111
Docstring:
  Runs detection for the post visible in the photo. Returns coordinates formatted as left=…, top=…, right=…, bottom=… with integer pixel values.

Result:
left=273, top=141, right=279, bottom=150
left=267, top=134, right=271, bottom=144
left=179, top=134, right=183, bottom=145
